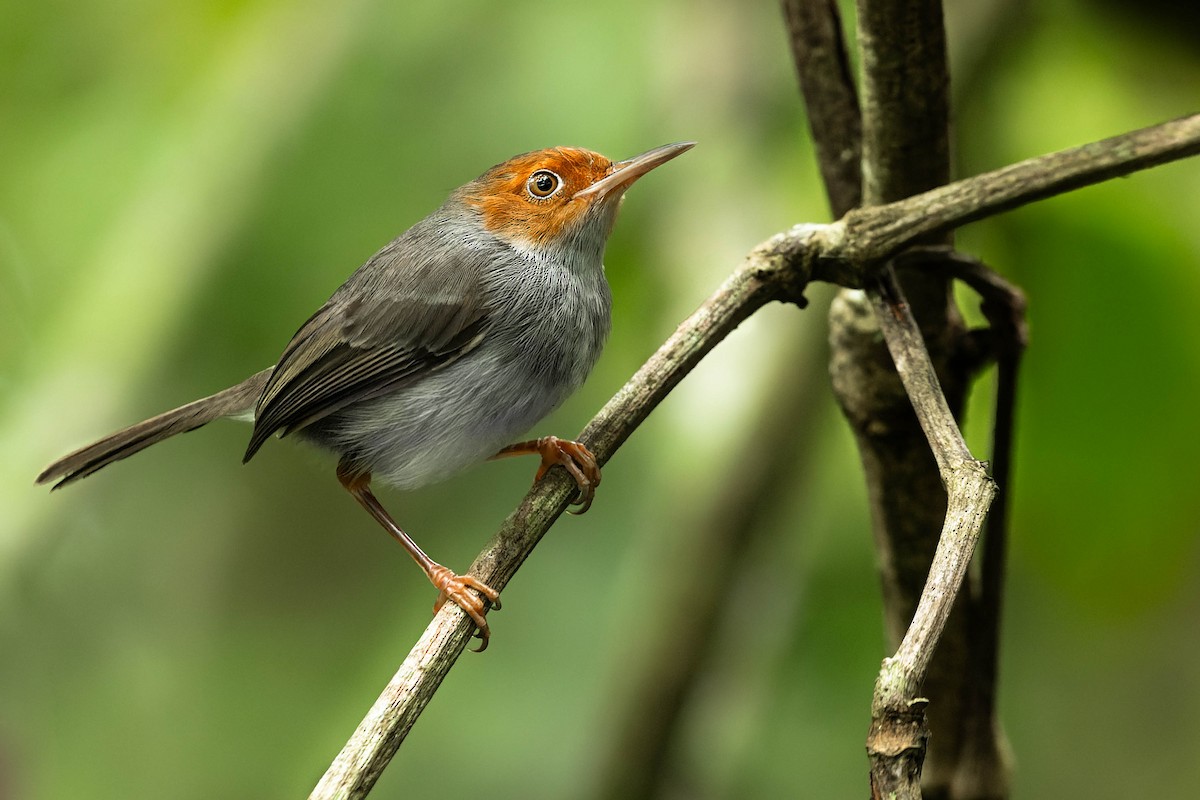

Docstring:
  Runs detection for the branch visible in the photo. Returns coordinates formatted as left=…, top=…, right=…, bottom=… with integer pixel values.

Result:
left=864, top=261, right=994, bottom=687
left=308, top=237, right=808, bottom=800
left=309, top=113, right=1200, bottom=798
left=832, top=113, right=1200, bottom=263
left=904, top=250, right=1027, bottom=797
left=782, top=0, right=863, bottom=214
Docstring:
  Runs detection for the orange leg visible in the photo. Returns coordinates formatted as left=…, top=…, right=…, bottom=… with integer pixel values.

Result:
left=337, top=460, right=500, bottom=652
left=491, top=435, right=602, bottom=515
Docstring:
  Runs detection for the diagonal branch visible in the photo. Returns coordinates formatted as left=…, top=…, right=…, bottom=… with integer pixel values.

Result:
left=832, top=113, right=1200, bottom=263
left=308, top=235, right=810, bottom=800
left=309, top=113, right=1200, bottom=799
left=805, top=114, right=1200, bottom=286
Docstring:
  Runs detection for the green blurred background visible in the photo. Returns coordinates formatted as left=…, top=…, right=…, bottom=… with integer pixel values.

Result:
left=3, top=0, right=1199, bottom=797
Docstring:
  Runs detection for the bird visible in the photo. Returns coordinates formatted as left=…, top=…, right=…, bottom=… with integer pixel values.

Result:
left=37, top=141, right=694, bottom=650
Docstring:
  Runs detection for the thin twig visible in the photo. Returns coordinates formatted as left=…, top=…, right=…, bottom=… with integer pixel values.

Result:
left=832, top=114, right=1200, bottom=264
left=867, top=264, right=977, bottom=542
left=863, top=266, right=995, bottom=799
left=310, top=114, right=1200, bottom=799
left=900, top=249, right=1028, bottom=796
left=863, top=253, right=1027, bottom=800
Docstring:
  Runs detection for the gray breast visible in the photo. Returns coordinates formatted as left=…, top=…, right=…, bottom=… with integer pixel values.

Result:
left=485, top=242, right=613, bottom=401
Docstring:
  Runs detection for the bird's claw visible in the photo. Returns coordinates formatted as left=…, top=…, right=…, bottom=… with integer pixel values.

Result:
left=429, top=565, right=501, bottom=652
left=531, top=436, right=601, bottom=514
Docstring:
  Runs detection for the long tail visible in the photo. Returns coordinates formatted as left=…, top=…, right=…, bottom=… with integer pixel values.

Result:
left=36, top=368, right=274, bottom=490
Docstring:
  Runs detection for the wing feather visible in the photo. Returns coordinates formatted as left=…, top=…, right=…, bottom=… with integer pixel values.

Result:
left=243, top=225, right=492, bottom=461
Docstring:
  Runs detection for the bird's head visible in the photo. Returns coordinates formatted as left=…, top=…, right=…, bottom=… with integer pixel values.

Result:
left=459, top=142, right=694, bottom=253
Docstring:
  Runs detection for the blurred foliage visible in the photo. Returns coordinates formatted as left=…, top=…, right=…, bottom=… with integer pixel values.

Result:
left=2, top=0, right=1198, bottom=798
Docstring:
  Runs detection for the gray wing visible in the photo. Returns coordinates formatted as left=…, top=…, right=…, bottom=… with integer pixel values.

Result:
left=243, top=235, right=491, bottom=462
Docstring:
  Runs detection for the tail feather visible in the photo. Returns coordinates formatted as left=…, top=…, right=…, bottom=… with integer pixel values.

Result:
left=37, top=368, right=273, bottom=489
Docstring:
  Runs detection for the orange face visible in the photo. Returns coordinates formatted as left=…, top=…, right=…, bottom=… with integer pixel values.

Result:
left=461, top=147, right=616, bottom=248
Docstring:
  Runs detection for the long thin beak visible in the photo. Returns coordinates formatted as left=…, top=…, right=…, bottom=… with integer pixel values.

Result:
left=574, top=141, right=696, bottom=201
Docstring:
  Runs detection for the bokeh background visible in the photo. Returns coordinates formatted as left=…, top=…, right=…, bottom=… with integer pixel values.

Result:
left=3, top=0, right=1199, bottom=798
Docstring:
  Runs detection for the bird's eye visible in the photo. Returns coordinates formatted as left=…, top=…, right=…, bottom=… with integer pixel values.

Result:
left=526, top=169, right=563, bottom=199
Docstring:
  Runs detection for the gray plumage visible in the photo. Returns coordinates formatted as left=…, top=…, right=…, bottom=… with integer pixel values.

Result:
left=37, top=369, right=271, bottom=489
left=38, top=184, right=614, bottom=491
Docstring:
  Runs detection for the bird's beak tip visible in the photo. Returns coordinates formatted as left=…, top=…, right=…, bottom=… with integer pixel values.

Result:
left=575, top=141, right=696, bottom=201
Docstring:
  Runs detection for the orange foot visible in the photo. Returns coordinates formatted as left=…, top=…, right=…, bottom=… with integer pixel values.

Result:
left=494, top=435, right=602, bottom=514
left=429, top=564, right=502, bottom=652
